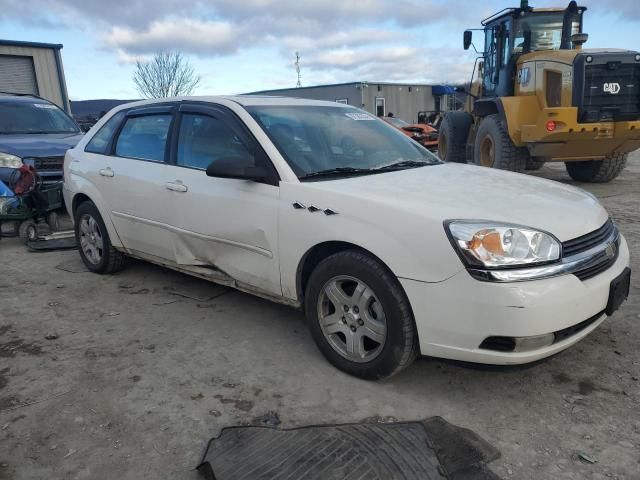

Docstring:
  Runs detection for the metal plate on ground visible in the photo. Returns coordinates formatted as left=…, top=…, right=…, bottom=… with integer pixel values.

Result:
left=197, top=417, right=500, bottom=480
left=27, top=237, right=77, bottom=252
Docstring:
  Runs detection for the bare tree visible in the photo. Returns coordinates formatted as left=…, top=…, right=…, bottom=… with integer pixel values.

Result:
left=133, top=51, right=201, bottom=98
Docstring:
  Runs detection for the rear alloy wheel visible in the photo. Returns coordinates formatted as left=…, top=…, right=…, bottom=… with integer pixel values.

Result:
left=74, top=201, right=126, bottom=274
left=565, top=153, right=628, bottom=183
left=305, top=250, right=419, bottom=380
left=473, top=114, right=528, bottom=173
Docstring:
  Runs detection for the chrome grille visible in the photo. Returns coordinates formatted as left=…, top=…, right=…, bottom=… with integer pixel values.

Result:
left=563, top=219, right=619, bottom=281
left=562, top=219, right=615, bottom=257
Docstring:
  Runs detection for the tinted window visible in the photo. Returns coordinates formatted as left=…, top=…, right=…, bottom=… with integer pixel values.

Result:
left=85, top=111, right=125, bottom=154
left=0, top=100, right=79, bottom=134
left=177, top=114, right=252, bottom=170
left=115, top=114, right=171, bottom=162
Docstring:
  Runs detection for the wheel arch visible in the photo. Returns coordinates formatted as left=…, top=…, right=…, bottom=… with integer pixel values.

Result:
left=296, top=241, right=398, bottom=304
left=70, top=190, right=124, bottom=248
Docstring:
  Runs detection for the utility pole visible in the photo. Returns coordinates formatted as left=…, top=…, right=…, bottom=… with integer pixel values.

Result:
left=295, top=52, right=302, bottom=88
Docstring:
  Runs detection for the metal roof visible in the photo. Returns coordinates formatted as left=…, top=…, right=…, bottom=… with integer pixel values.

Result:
left=248, top=81, right=435, bottom=95
left=0, top=39, right=63, bottom=50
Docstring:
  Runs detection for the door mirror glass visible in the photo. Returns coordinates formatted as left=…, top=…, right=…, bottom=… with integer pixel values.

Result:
left=205, top=155, right=266, bottom=182
left=463, top=30, right=472, bottom=50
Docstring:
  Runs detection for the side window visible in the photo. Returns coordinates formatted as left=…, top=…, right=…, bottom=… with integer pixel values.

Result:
left=85, top=111, right=125, bottom=154
left=115, top=114, right=172, bottom=162
left=176, top=114, right=252, bottom=170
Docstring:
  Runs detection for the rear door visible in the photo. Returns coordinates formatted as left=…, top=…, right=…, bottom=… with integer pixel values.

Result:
left=94, top=105, right=176, bottom=261
left=162, top=103, right=282, bottom=296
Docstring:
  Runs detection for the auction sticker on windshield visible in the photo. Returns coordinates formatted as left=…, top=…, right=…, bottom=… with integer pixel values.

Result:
left=345, top=112, right=375, bottom=121
left=33, top=103, right=59, bottom=109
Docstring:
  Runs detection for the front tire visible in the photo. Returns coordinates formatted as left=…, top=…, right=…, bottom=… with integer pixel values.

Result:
left=304, top=250, right=419, bottom=380
left=565, top=153, right=628, bottom=183
left=74, top=201, right=126, bottom=274
left=473, top=114, right=528, bottom=172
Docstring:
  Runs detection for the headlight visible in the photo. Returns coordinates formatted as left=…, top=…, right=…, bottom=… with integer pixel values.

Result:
left=446, top=221, right=561, bottom=268
left=0, top=152, right=23, bottom=169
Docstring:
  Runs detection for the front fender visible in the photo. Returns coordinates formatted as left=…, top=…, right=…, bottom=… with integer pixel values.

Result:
left=278, top=183, right=464, bottom=300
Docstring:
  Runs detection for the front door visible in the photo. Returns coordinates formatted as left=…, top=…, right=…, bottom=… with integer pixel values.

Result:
left=162, top=104, right=282, bottom=296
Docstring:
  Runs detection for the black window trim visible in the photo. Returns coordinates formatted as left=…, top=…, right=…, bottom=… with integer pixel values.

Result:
left=109, top=105, right=177, bottom=164
left=169, top=101, right=280, bottom=186
left=84, top=110, right=126, bottom=154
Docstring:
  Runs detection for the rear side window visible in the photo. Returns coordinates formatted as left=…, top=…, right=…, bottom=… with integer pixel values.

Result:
left=115, top=114, right=172, bottom=162
left=85, top=111, right=125, bottom=154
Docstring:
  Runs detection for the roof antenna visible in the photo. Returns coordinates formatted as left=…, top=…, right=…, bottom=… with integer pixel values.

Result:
left=295, top=52, right=302, bottom=88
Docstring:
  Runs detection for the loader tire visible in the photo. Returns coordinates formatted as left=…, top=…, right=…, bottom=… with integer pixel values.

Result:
left=438, top=111, right=472, bottom=163
left=565, top=153, right=628, bottom=183
left=474, top=114, right=528, bottom=173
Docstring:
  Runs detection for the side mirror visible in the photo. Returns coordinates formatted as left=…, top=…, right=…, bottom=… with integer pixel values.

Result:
left=205, top=155, right=266, bottom=182
left=463, top=30, right=472, bottom=50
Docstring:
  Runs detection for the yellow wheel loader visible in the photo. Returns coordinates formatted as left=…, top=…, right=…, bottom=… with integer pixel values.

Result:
left=439, top=1, right=640, bottom=182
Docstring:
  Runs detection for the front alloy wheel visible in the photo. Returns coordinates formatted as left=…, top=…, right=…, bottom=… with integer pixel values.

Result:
left=317, top=276, right=387, bottom=363
left=304, top=250, right=419, bottom=380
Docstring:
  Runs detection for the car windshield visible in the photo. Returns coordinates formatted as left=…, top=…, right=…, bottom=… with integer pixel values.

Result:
left=0, top=100, right=80, bottom=134
left=386, top=117, right=410, bottom=128
left=247, top=105, right=440, bottom=180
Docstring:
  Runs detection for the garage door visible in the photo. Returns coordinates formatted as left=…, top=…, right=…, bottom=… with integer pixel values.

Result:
left=0, top=55, right=38, bottom=95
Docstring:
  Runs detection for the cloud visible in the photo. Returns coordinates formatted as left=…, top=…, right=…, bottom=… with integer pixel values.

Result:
left=105, top=19, right=239, bottom=56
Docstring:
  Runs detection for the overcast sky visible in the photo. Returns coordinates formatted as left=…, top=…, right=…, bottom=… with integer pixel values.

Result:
left=1, top=0, right=638, bottom=100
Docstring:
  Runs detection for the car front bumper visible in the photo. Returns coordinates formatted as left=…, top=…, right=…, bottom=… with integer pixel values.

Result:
left=400, top=234, right=630, bottom=364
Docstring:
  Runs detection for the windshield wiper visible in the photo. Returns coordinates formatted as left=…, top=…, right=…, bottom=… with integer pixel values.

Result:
left=374, top=160, right=433, bottom=171
left=299, top=167, right=377, bottom=180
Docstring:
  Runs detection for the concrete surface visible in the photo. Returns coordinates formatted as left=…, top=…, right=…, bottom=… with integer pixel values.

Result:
left=1, top=155, right=639, bottom=480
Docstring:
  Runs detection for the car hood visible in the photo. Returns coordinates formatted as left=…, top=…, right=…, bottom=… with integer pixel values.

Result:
left=0, top=133, right=84, bottom=158
left=300, top=163, right=608, bottom=242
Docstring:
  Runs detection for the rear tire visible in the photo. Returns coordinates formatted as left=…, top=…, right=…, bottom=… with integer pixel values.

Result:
left=438, top=111, right=472, bottom=163
left=74, top=201, right=126, bottom=274
left=473, top=114, right=528, bottom=173
left=565, top=153, right=628, bottom=183
left=304, top=250, right=419, bottom=380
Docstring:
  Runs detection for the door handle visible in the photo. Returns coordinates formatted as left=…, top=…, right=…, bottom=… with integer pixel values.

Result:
left=99, top=168, right=114, bottom=177
left=166, top=182, right=188, bottom=193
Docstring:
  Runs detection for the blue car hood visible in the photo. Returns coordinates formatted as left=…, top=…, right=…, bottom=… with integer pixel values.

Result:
left=0, top=133, right=84, bottom=158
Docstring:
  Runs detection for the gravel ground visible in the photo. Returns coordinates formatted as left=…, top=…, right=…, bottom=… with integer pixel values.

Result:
left=1, top=154, right=638, bottom=480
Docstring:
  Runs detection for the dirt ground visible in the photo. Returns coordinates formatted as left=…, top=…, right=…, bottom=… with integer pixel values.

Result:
left=1, top=154, right=638, bottom=480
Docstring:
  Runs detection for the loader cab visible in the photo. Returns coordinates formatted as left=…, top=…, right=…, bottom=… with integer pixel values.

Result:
left=466, top=1, right=586, bottom=98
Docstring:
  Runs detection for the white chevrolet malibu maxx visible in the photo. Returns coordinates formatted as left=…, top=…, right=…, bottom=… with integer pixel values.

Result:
left=64, top=96, right=630, bottom=379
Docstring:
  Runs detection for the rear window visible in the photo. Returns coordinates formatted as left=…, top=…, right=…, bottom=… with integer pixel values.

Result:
left=114, top=114, right=172, bottom=162
left=85, top=111, right=125, bottom=154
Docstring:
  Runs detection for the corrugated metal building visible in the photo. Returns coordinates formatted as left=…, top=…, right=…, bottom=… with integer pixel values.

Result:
left=248, top=82, right=438, bottom=124
left=0, top=39, right=71, bottom=112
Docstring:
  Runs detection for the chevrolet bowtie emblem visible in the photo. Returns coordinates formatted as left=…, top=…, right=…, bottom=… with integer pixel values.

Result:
left=605, top=242, right=616, bottom=259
